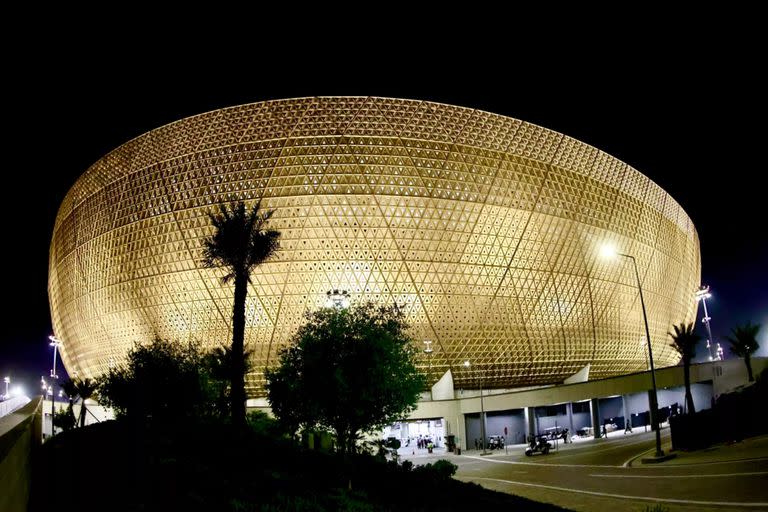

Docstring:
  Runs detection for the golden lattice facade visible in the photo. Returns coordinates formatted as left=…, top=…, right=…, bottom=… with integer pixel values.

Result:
left=49, top=97, right=701, bottom=396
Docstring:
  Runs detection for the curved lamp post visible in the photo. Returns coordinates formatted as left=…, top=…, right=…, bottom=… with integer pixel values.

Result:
left=600, top=245, right=664, bottom=457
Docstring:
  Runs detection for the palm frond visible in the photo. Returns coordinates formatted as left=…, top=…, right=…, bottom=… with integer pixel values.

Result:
left=667, top=322, right=700, bottom=361
left=726, top=322, right=761, bottom=357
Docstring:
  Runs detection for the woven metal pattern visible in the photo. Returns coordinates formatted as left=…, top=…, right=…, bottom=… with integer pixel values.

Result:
left=49, top=97, right=700, bottom=395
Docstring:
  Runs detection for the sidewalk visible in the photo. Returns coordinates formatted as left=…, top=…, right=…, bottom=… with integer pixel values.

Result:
left=628, top=433, right=768, bottom=466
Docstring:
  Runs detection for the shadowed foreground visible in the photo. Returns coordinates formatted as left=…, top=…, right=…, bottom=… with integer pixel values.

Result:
left=30, top=420, right=568, bottom=511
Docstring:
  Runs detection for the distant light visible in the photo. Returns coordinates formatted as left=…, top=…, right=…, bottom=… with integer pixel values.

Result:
left=11, top=386, right=24, bottom=397
left=3, top=376, right=9, bottom=384
left=599, top=244, right=617, bottom=260
left=463, top=360, right=471, bottom=367
left=325, top=289, right=350, bottom=309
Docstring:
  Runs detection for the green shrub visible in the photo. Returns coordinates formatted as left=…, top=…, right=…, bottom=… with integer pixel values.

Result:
left=52, top=407, right=76, bottom=432
left=98, top=338, right=223, bottom=422
left=413, top=459, right=457, bottom=479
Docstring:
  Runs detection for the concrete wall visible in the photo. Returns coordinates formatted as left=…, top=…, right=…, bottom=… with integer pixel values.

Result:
left=0, top=397, right=31, bottom=418
left=598, top=397, right=623, bottom=423
left=572, top=412, right=591, bottom=431
left=41, top=399, right=113, bottom=438
left=712, top=357, right=768, bottom=398
left=536, top=413, right=569, bottom=434
left=0, top=397, right=42, bottom=512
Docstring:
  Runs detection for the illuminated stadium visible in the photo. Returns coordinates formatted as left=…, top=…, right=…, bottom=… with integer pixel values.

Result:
left=48, top=97, right=700, bottom=396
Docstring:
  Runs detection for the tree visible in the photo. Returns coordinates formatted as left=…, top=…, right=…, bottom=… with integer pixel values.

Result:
left=74, top=378, right=98, bottom=427
left=668, top=322, right=701, bottom=414
left=726, top=322, right=762, bottom=382
left=203, top=344, right=255, bottom=418
left=266, top=303, right=427, bottom=454
left=98, top=338, right=219, bottom=422
left=202, top=201, right=280, bottom=427
left=53, top=408, right=76, bottom=432
left=59, top=379, right=78, bottom=429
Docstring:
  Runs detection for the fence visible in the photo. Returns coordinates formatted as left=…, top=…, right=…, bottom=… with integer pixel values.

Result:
left=0, top=396, right=42, bottom=512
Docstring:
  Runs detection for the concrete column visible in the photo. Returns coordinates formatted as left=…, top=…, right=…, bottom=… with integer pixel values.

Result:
left=566, top=402, right=575, bottom=434
left=590, top=398, right=601, bottom=439
left=622, top=395, right=630, bottom=429
left=525, top=406, right=536, bottom=440
left=648, top=389, right=657, bottom=431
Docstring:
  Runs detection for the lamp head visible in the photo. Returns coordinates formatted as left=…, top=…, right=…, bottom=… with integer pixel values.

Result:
left=599, top=244, right=617, bottom=260
left=695, top=285, right=712, bottom=300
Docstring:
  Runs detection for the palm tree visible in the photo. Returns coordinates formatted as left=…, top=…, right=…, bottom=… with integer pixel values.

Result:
left=668, top=322, right=701, bottom=414
left=60, top=379, right=78, bottom=427
left=74, top=378, right=98, bottom=427
left=202, top=201, right=280, bottom=427
left=726, top=323, right=761, bottom=382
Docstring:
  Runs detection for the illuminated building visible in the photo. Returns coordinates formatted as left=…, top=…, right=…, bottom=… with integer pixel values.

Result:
left=49, top=97, right=700, bottom=395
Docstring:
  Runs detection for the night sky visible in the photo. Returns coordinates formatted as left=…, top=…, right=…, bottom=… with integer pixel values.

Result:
left=1, top=27, right=766, bottom=396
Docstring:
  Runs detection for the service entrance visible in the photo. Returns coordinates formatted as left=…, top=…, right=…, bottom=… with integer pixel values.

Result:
left=381, top=418, right=446, bottom=451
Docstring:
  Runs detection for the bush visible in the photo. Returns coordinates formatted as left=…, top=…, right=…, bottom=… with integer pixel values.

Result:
left=52, top=407, right=76, bottom=432
left=671, top=368, right=768, bottom=450
left=247, top=410, right=284, bottom=437
left=98, top=338, right=224, bottom=423
left=413, top=459, right=457, bottom=479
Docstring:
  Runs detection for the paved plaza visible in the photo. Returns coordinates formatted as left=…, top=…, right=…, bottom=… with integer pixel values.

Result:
left=401, top=429, right=768, bottom=511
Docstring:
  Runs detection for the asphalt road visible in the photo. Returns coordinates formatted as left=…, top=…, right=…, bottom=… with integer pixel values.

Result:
left=440, top=431, right=768, bottom=511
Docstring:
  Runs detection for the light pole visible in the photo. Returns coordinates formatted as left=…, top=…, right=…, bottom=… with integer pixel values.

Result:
left=695, top=286, right=721, bottom=361
left=463, top=360, right=489, bottom=455
left=48, top=336, right=63, bottom=437
left=3, top=376, right=9, bottom=399
left=423, top=340, right=433, bottom=399
left=49, top=335, right=63, bottom=378
left=600, top=245, right=664, bottom=457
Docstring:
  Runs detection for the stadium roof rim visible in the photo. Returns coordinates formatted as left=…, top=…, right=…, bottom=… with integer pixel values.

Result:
left=60, top=96, right=695, bottom=237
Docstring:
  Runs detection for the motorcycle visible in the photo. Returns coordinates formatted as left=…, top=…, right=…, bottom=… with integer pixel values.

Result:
left=524, top=435, right=552, bottom=456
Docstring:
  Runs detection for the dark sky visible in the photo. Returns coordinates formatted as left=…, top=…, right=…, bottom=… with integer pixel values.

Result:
left=1, top=25, right=766, bottom=396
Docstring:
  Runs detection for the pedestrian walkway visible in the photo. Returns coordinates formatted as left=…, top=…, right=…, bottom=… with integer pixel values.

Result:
left=399, top=427, right=657, bottom=463
left=627, top=433, right=768, bottom=467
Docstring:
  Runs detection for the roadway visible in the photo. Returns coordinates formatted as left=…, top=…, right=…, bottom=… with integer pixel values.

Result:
left=404, top=430, right=768, bottom=511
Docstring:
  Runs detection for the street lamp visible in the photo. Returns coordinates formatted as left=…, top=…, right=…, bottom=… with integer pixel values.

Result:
left=695, top=286, right=721, bottom=361
left=49, top=335, right=63, bottom=379
left=48, top=335, right=63, bottom=438
left=423, top=340, right=433, bottom=364
left=3, top=376, right=9, bottom=399
left=600, top=245, right=664, bottom=457
left=463, top=360, right=489, bottom=455
left=325, top=289, right=350, bottom=309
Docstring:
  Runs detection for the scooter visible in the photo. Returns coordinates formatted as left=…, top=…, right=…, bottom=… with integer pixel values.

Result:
left=524, top=435, right=552, bottom=456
